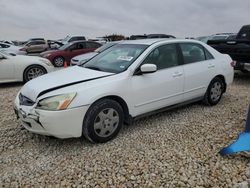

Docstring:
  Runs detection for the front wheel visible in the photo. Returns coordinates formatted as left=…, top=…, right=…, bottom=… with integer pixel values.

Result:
left=23, top=65, right=47, bottom=83
left=203, top=77, right=225, bottom=106
left=82, top=99, right=124, bottom=143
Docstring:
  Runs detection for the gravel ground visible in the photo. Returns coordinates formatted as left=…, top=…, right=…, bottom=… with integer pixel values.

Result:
left=0, top=73, right=250, bottom=187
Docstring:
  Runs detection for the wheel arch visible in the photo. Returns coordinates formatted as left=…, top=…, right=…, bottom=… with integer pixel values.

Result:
left=214, top=74, right=226, bottom=93
left=91, top=95, right=131, bottom=125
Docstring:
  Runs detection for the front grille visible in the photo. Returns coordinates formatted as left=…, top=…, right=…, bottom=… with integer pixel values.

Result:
left=19, top=93, right=35, bottom=106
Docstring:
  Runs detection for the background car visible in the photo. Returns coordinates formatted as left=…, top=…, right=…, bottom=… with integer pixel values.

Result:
left=20, top=40, right=49, bottom=53
left=60, top=35, right=86, bottom=44
left=0, top=42, right=27, bottom=55
left=0, top=51, right=54, bottom=83
left=15, top=39, right=234, bottom=143
left=207, top=25, right=250, bottom=73
left=41, top=41, right=101, bottom=67
left=71, top=41, right=120, bottom=66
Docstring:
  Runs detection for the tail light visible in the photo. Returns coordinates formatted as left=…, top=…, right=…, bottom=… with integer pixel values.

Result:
left=19, top=48, right=26, bottom=51
left=230, top=61, right=236, bottom=67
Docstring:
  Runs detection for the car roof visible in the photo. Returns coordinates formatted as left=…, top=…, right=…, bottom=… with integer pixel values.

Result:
left=120, top=38, right=200, bottom=45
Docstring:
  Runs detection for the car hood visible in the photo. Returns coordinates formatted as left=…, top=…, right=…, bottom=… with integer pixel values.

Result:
left=20, top=66, right=114, bottom=101
left=72, top=52, right=98, bottom=61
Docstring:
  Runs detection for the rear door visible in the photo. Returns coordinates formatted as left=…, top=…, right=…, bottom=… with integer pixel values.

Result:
left=178, top=43, right=216, bottom=101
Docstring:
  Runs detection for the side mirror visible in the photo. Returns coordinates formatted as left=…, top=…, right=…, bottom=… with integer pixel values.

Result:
left=140, top=64, right=157, bottom=74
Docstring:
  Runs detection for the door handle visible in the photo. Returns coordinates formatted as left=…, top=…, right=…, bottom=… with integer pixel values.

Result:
left=172, top=72, right=183, bottom=77
left=208, top=64, right=215, bottom=68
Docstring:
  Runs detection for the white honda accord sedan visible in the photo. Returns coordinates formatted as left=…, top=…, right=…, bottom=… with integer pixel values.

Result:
left=14, top=39, right=234, bottom=143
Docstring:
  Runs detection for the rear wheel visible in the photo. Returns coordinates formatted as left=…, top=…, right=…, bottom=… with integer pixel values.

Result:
left=82, top=99, right=124, bottom=143
left=23, top=65, right=47, bottom=83
left=203, top=77, right=225, bottom=106
left=53, top=56, right=65, bottom=67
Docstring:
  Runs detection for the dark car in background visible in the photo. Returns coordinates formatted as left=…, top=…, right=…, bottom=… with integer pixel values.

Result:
left=207, top=25, right=250, bottom=73
left=130, top=34, right=175, bottom=40
left=41, top=41, right=101, bottom=67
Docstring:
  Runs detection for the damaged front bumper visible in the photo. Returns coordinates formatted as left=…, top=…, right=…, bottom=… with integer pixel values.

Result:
left=14, top=94, right=90, bottom=139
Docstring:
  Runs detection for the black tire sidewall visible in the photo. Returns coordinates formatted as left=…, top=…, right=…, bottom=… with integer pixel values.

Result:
left=23, top=65, right=47, bottom=83
left=205, top=77, right=224, bottom=106
left=53, top=56, right=64, bottom=67
left=83, top=99, right=124, bottom=143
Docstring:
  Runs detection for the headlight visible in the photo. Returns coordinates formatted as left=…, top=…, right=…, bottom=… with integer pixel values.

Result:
left=36, top=93, right=76, bottom=111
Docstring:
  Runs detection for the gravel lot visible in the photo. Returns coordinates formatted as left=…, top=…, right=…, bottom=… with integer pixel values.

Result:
left=0, top=73, right=250, bottom=187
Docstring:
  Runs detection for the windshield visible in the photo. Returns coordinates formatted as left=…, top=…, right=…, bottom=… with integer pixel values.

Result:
left=62, top=36, right=70, bottom=42
left=59, top=43, right=72, bottom=50
left=95, top=43, right=117, bottom=53
left=84, top=44, right=148, bottom=73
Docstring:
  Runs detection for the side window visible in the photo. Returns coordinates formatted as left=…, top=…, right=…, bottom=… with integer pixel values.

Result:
left=77, top=42, right=86, bottom=49
left=69, top=37, right=76, bottom=42
left=180, top=43, right=206, bottom=64
left=204, top=48, right=214, bottom=60
left=143, top=44, right=179, bottom=70
left=68, top=44, right=77, bottom=50
left=28, top=42, right=35, bottom=46
left=86, top=42, right=101, bottom=48
left=36, top=41, right=45, bottom=45
left=78, top=37, right=86, bottom=41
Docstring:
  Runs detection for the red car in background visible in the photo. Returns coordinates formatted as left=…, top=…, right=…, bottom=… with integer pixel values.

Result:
left=40, top=41, right=101, bottom=67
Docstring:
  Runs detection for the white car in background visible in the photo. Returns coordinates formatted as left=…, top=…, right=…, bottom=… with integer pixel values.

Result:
left=0, top=42, right=27, bottom=55
left=71, top=42, right=120, bottom=66
left=14, top=39, right=234, bottom=143
left=0, top=51, right=54, bottom=83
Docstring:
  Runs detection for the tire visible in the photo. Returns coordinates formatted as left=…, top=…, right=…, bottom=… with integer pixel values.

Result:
left=82, top=99, right=124, bottom=143
left=203, top=77, right=225, bottom=106
left=53, top=56, right=65, bottom=67
left=23, top=65, right=47, bottom=83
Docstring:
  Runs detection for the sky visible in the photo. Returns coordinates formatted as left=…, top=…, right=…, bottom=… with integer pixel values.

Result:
left=0, top=0, right=250, bottom=40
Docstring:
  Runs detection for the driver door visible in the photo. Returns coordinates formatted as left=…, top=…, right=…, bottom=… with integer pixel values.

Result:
left=0, top=55, right=14, bottom=82
left=130, top=43, right=184, bottom=116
